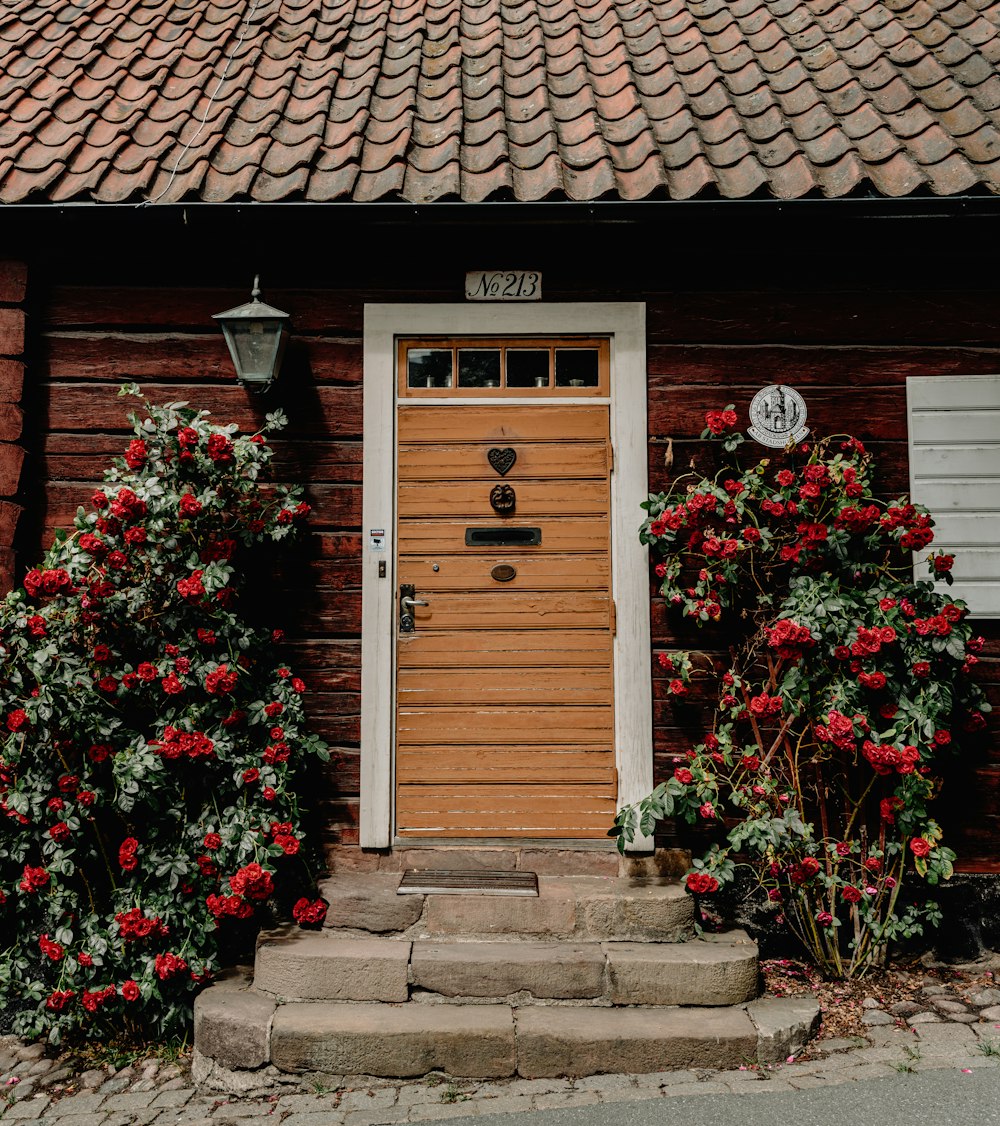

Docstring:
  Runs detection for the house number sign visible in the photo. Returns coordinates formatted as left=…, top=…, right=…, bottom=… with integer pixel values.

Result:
left=465, top=270, right=542, bottom=301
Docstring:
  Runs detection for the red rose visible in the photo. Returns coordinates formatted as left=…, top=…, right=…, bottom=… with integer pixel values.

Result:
left=179, top=492, right=202, bottom=517
left=161, top=674, right=184, bottom=695
left=20, top=865, right=49, bottom=893
left=154, top=952, right=189, bottom=980
left=121, top=980, right=140, bottom=1002
left=292, top=897, right=328, bottom=926
left=229, top=862, right=274, bottom=901
left=909, top=837, right=931, bottom=858
left=933, top=554, right=954, bottom=574
left=207, top=434, right=233, bottom=463
left=262, top=787, right=277, bottom=802
left=176, top=570, right=206, bottom=603
left=685, top=871, right=720, bottom=894
left=673, top=767, right=694, bottom=784
left=841, top=885, right=863, bottom=903
left=816, top=911, right=833, bottom=926
left=6, top=708, right=27, bottom=732
left=77, top=951, right=93, bottom=967
left=264, top=702, right=284, bottom=718
left=273, top=834, right=299, bottom=856
left=205, top=665, right=238, bottom=695
left=39, top=934, right=65, bottom=961
left=48, top=822, right=70, bottom=843
left=699, top=802, right=716, bottom=819
left=704, top=409, right=737, bottom=435
left=119, top=837, right=139, bottom=871
left=204, top=832, right=222, bottom=850
left=46, top=989, right=75, bottom=1011
left=124, top=439, right=148, bottom=468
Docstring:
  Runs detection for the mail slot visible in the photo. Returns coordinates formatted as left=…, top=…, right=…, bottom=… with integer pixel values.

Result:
left=465, top=527, right=542, bottom=547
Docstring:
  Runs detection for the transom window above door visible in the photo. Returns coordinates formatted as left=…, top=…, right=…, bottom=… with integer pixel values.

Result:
left=398, top=338, right=610, bottom=397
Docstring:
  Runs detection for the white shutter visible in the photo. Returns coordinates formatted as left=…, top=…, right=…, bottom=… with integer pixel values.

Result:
left=907, top=375, right=1000, bottom=617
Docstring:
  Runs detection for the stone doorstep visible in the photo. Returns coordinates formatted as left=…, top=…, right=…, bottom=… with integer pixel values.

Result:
left=325, top=845, right=690, bottom=879
left=263, top=999, right=814, bottom=1080
left=255, top=932, right=411, bottom=1002
left=195, top=966, right=818, bottom=1084
left=318, top=873, right=695, bottom=941
left=605, top=940, right=760, bottom=1007
left=251, top=929, right=760, bottom=1007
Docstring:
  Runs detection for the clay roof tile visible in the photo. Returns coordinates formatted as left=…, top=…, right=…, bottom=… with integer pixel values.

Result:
left=1, top=0, right=998, bottom=205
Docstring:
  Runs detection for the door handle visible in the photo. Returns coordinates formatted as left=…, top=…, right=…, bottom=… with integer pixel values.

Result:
left=399, top=584, right=429, bottom=632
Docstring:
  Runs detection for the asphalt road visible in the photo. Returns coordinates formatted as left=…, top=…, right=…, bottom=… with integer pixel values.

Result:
left=424, top=1069, right=1000, bottom=1126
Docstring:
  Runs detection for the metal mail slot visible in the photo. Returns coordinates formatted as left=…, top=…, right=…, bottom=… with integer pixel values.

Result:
left=465, top=527, right=542, bottom=547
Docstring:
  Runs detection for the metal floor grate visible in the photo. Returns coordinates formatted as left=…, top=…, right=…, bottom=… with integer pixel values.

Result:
left=397, top=870, right=539, bottom=896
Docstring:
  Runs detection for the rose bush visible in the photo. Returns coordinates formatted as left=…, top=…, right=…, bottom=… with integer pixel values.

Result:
left=0, top=388, right=330, bottom=1041
left=613, top=408, right=991, bottom=978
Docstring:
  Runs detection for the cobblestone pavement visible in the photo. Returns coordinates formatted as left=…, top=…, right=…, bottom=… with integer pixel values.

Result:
left=4, top=1014, right=1000, bottom=1126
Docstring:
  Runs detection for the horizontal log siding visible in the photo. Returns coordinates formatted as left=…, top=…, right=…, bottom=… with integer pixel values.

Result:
left=28, top=286, right=1000, bottom=869
left=31, top=288, right=367, bottom=855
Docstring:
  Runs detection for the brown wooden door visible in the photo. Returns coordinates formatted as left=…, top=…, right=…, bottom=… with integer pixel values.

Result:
left=395, top=403, right=616, bottom=837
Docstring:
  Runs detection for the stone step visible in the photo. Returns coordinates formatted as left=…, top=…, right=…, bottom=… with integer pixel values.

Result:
left=261, top=997, right=819, bottom=1079
left=326, top=843, right=691, bottom=880
left=254, top=928, right=759, bottom=1006
left=318, top=873, right=695, bottom=941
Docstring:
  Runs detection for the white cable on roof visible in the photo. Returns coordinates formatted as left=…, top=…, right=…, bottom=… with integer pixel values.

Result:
left=140, top=0, right=264, bottom=206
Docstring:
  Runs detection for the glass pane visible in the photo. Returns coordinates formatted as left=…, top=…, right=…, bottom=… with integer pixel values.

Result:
left=408, top=349, right=453, bottom=389
left=507, top=349, right=550, bottom=389
left=555, top=349, right=599, bottom=388
left=458, top=349, right=501, bottom=388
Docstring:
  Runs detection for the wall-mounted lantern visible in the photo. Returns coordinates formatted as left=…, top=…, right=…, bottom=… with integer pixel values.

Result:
left=213, top=276, right=289, bottom=392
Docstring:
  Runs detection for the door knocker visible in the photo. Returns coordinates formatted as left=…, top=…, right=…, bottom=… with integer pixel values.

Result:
left=490, top=484, right=516, bottom=513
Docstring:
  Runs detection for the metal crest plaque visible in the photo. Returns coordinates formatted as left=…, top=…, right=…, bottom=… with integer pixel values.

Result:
left=748, top=385, right=810, bottom=448
left=466, top=270, right=542, bottom=301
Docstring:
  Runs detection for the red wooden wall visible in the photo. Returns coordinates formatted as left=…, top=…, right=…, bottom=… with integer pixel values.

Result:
left=17, top=280, right=1000, bottom=868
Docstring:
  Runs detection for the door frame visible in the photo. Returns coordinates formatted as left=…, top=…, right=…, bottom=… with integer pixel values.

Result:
left=360, top=303, right=652, bottom=849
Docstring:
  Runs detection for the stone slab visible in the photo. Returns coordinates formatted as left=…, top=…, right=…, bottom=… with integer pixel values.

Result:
left=193, top=984, right=276, bottom=1071
left=747, top=995, right=822, bottom=1063
left=410, top=941, right=606, bottom=999
left=271, top=1003, right=517, bottom=1078
left=581, top=878, right=693, bottom=940
left=518, top=850, right=618, bottom=877
left=515, top=1005, right=758, bottom=1077
left=422, top=885, right=576, bottom=937
left=255, top=931, right=410, bottom=1002
left=319, top=874, right=423, bottom=934
left=399, top=849, right=517, bottom=872
left=605, top=938, right=759, bottom=1006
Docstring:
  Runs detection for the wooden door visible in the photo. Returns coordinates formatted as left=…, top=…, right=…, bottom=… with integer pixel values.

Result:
left=395, top=395, right=616, bottom=838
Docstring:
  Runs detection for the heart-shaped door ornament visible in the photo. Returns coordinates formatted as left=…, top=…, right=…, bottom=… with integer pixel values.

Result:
left=487, top=447, right=516, bottom=476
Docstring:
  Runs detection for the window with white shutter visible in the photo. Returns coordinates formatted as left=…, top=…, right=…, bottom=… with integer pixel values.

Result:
left=907, top=375, right=1000, bottom=617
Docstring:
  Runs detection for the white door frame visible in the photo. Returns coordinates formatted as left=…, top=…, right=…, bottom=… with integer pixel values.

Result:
left=360, top=303, right=652, bottom=849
